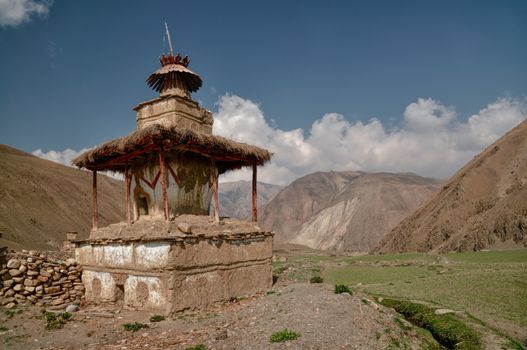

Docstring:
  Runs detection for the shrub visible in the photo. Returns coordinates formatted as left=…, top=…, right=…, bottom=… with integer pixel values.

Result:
left=150, top=314, right=165, bottom=322
left=123, top=322, right=149, bottom=332
left=334, top=284, right=352, bottom=294
left=310, top=276, right=323, bottom=283
left=43, top=311, right=72, bottom=330
left=270, top=329, right=300, bottom=343
left=377, top=298, right=482, bottom=349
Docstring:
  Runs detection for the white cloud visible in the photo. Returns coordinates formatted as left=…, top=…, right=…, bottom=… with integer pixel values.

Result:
left=0, top=0, right=51, bottom=27
left=33, top=147, right=90, bottom=166
left=214, top=95, right=526, bottom=185
left=32, top=147, right=124, bottom=180
left=33, top=96, right=526, bottom=186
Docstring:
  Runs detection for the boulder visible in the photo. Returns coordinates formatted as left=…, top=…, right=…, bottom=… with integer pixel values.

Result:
left=6, top=259, right=20, bottom=269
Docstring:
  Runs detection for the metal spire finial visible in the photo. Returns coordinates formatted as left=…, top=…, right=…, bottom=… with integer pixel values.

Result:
left=164, top=22, right=174, bottom=55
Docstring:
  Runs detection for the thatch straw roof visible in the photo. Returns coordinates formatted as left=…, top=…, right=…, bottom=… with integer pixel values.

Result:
left=72, top=124, right=272, bottom=173
left=147, top=64, right=203, bottom=93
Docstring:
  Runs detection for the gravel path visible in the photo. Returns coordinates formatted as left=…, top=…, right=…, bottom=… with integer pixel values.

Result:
left=1, top=282, right=426, bottom=349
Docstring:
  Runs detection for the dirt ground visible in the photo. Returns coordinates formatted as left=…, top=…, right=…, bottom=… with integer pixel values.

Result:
left=0, top=281, right=430, bottom=350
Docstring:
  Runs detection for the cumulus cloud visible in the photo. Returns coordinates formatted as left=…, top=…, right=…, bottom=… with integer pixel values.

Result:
left=32, top=95, right=526, bottom=186
left=214, top=95, right=526, bottom=185
left=32, top=147, right=124, bottom=180
left=33, top=147, right=90, bottom=166
left=0, top=0, right=52, bottom=27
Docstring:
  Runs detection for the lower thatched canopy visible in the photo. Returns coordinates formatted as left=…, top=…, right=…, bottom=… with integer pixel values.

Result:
left=72, top=125, right=272, bottom=173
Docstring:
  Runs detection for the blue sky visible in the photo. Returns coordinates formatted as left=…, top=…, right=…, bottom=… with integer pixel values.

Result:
left=1, top=0, right=526, bottom=184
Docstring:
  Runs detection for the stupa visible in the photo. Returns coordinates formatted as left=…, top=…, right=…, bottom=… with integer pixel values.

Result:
left=72, top=30, right=273, bottom=313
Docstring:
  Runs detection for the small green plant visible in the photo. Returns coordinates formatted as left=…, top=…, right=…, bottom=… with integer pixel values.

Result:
left=310, top=276, right=323, bottom=283
left=185, top=345, right=207, bottom=350
left=123, top=322, right=149, bottom=332
left=0, top=326, right=8, bottom=332
left=43, top=311, right=72, bottom=330
left=266, top=290, right=276, bottom=295
left=4, top=310, right=16, bottom=319
left=270, top=329, right=300, bottom=343
left=334, top=284, right=352, bottom=294
left=149, top=314, right=165, bottom=322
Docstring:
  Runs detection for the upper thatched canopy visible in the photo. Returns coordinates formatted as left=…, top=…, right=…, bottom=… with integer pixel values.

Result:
left=147, top=54, right=203, bottom=93
left=72, top=124, right=272, bottom=173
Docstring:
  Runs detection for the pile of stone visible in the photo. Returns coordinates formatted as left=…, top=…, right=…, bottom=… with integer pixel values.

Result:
left=0, top=250, right=84, bottom=309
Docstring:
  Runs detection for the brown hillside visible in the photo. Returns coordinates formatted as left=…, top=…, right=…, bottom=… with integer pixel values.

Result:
left=0, top=145, right=124, bottom=251
left=259, top=171, right=440, bottom=252
left=377, top=120, right=527, bottom=253
left=217, top=180, right=283, bottom=219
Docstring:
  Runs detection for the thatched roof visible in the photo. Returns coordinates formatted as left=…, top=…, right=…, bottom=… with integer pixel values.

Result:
left=147, top=63, right=203, bottom=93
left=72, top=124, right=272, bottom=173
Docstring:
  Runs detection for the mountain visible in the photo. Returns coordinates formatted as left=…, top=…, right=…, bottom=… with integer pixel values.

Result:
left=259, top=171, right=441, bottom=253
left=0, top=145, right=124, bottom=251
left=377, top=120, right=527, bottom=253
left=217, top=180, right=283, bottom=219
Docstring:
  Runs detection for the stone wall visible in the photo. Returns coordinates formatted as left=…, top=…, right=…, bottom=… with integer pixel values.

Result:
left=76, top=232, right=273, bottom=313
left=0, top=250, right=84, bottom=309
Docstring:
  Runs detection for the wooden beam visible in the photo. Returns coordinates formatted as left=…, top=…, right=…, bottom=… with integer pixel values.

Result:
left=212, top=174, right=220, bottom=223
left=92, top=170, right=98, bottom=230
left=158, top=150, right=169, bottom=221
left=252, top=162, right=257, bottom=222
left=124, top=165, right=131, bottom=225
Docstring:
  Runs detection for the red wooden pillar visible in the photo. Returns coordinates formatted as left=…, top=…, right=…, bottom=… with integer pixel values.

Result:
left=124, top=165, right=131, bottom=225
left=252, top=162, right=257, bottom=222
left=158, top=150, right=169, bottom=221
left=92, top=170, right=98, bottom=230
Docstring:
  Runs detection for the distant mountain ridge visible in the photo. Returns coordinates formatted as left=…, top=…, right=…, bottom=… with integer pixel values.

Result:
left=259, top=171, right=441, bottom=252
left=0, top=144, right=124, bottom=250
left=217, top=180, right=283, bottom=219
left=377, top=120, right=527, bottom=253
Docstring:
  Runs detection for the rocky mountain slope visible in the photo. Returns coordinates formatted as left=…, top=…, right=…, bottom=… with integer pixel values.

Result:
left=377, top=120, right=527, bottom=253
left=0, top=145, right=124, bottom=251
left=217, top=180, right=283, bottom=219
left=259, top=171, right=441, bottom=252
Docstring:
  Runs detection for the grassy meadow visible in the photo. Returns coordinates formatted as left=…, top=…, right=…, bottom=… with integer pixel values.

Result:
left=273, top=249, right=527, bottom=347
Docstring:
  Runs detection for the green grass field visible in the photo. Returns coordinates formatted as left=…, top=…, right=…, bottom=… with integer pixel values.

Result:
left=273, top=249, right=527, bottom=346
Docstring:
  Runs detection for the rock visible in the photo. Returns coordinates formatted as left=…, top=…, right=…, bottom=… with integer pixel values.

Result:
left=13, top=284, right=24, bottom=292
left=6, top=259, right=20, bottom=269
left=1, top=297, right=15, bottom=305
left=4, top=279, right=14, bottom=288
left=18, top=265, right=27, bottom=273
left=8, top=269, right=22, bottom=277
left=4, top=289, right=15, bottom=297
left=5, top=302, right=16, bottom=309
left=37, top=275, right=49, bottom=283
left=434, top=308, right=455, bottom=315
left=65, top=258, right=76, bottom=267
left=45, top=286, right=61, bottom=294
left=177, top=223, right=192, bottom=234
left=24, top=278, right=36, bottom=286
left=65, top=304, right=78, bottom=313
left=51, top=298, right=65, bottom=306
left=12, top=277, right=23, bottom=283
left=25, top=286, right=35, bottom=292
